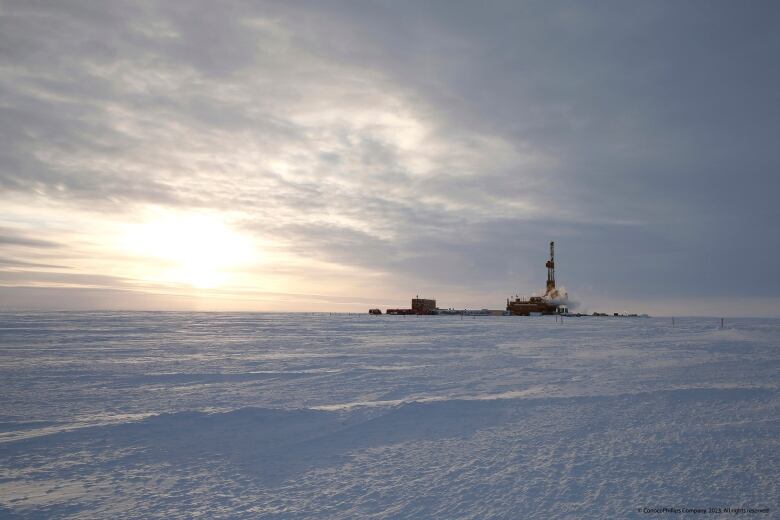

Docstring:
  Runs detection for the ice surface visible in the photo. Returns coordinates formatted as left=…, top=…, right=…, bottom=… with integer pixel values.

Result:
left=0, top=313, right=777, bottom=518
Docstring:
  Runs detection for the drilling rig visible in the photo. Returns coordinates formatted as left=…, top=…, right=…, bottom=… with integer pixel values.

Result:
left=506, top=241, right=568, bottom=316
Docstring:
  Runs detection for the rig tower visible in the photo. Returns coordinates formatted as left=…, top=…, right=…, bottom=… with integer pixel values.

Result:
left=545, top=241, right=555, bottom=296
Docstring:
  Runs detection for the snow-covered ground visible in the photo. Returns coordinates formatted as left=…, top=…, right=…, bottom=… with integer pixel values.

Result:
left=0, top=312, right=777, bottom=518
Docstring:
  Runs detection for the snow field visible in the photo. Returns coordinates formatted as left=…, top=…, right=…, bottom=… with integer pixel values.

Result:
left=0, top=313, right=777, bottom=518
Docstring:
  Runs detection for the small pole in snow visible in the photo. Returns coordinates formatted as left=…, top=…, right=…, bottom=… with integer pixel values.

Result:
left=672, top=317, right=675, bottom=328
left=721, top=318, right=724, bottom=329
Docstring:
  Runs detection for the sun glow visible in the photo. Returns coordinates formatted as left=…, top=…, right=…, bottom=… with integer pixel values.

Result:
left=121, top=211, right=255, bottom=289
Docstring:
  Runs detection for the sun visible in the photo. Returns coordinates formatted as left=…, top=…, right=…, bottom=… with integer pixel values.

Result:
left=121, top=211, right=255, bottom=289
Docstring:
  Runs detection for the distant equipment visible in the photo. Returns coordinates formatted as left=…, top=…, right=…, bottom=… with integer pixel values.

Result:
left=368, top=241, right=644, bottom=318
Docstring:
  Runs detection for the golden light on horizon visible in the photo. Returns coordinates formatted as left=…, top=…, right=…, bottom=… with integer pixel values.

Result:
left=120, top=210, right=256, bottom=289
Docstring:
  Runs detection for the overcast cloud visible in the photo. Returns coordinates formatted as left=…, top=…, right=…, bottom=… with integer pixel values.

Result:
left=1, top=0, right=778, bottom=315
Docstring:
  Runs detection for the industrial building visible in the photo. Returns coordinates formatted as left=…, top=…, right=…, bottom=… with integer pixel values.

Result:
left=412, top=297, right=437, bottom=314
left=385, top=297, right=437, bottom=315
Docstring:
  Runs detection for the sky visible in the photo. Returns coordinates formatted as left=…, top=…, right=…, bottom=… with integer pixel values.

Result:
left=1, top=0, right=779, bottom=316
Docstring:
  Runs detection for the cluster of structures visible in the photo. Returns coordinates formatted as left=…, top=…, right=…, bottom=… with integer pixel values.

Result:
left=368, top=242, right=643, bottom=317
left=375, top=298, right=508, bottom=316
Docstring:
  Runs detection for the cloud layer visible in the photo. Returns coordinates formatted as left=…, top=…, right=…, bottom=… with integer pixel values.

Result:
left=1, top=1, right=779, bottom=314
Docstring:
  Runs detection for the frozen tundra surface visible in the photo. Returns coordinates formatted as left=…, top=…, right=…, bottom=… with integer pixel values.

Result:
left=0, top=313, right=777, bottom=519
